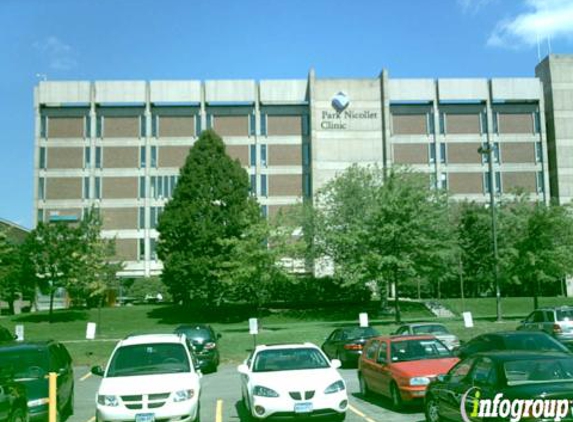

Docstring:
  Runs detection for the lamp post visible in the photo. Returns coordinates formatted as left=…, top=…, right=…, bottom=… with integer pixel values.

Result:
left=478, top=143, right=502, bottom=322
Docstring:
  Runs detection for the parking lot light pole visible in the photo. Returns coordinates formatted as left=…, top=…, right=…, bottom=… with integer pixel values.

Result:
left=478, top=143, right=502, bottom=322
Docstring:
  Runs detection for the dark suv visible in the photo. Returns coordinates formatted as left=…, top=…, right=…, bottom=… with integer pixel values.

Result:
left=0, top=367, right=27, bottom=422
left=0, top=341, right=74, bottom=422
left=174, top=324, right=221, bottom=373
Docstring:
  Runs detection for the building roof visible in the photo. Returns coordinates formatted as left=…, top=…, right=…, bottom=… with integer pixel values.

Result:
left=0, top=218, right=30, bottom=245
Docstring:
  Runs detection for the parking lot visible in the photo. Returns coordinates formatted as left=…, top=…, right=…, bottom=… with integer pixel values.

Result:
left=70, top=365, right=424, bottom=422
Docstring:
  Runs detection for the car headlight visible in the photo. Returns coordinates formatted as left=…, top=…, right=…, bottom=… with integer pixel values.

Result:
left=253, top=386, right=279, bottom=397
left=28, top=398, right=49, bottom=407
left=97, top=395, right=119, bottom=407
left=173, top=389, right=194, bottom=402
left=324, top=380, right=345, bottom=394
left=409, top=377, right=431, bottom=386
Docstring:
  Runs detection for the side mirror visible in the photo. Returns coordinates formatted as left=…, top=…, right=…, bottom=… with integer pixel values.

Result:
left=91, top=366, right=104, bottom=377
left=196, top=369, right=203, bottom=378
left=437, top=374, right=449, bottom=383
left=237, top=364, right=249, bottom=375
left=331, top=359, right=341, bottom=369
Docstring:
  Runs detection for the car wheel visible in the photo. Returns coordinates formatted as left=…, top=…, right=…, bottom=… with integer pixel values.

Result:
left=335, top=412, right=346, bottom=422
left=390, top=382, right=403, bottom=411
left=425, top=395, right=441, bottom=422
left=358, top=373, right=370, bottom=397
left=9, top=408, right=26, bottom=422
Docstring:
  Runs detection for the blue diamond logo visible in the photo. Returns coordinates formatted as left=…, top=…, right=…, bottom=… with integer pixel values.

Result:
left=331, top=91, right=350, bottom=113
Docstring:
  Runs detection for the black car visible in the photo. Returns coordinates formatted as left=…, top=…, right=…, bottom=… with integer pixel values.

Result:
left=174, top=324, right=221, bottom=373
left=0, top=326, right=16, bottom=342
left=321, top=326, right=379, bottom=367
left=0, top=367, right=27, bottom=422
left=454, top=331, right=570, bottom=359
left=425, top=351, right=573, bottom=422
left=0, top=341, right=74, bottom=422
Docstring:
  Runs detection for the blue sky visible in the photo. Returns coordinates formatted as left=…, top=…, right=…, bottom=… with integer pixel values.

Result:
left=1, top=0, right=572, bottom=229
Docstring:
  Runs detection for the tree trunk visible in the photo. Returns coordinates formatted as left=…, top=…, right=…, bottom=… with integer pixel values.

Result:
left=49, top=288, right=55, bottom=323
left=97, top=295, right=103, bottom=335
left=533, top=278, right=540, bottom=310
left=394, top=268, right=401, bottom=324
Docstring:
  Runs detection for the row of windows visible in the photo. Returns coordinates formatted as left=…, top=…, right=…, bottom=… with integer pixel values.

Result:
left=40, top=113, right=310, bottom=138
left=249, top=173, right=311, bottom=197
left=138, top=206, right=164, bottom=229
left=422, top=142, right=543, bottom=165
left=430, top=171, right=545, bottom=194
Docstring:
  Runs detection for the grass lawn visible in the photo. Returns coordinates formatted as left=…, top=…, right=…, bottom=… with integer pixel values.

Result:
left=0, top=298, right=552, bottom=367
left=438, top=297, right=573, bottom=318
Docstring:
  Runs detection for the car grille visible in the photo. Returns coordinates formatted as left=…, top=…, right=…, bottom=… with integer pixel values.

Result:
left=121, top=393, right=170, bottom=410
left=289, top=391, right=315, bottom=400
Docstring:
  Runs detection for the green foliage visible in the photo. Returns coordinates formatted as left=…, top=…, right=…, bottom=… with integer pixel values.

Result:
left=0, top=230, right=34, bottom=313
left=315, top=165, right=456, bottom=322
left=127, top=277, right=172, bottom=302
left=157, top=130, right=261, bottom=306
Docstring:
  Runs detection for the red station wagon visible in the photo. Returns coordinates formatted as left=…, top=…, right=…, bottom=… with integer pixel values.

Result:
left=358, top=335, right=459, bottom=409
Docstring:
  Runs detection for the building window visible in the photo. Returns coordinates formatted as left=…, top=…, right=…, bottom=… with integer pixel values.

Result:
left=439, top=173, right=448, bottom=190
left=138, top=207, right=145, bottom=229
left=534, top=111, right=541, bottom=134
left=151, top=146, right=157, bottom=168
left=427, top=113, right=435, bottom=135
left=260, top=114, right=267, bottom=136
left=150, top=175, right=178, bottom=199
left=261, top=205, right=268, bottom=218
left=250, top=145, right=256, bottom=167
left=85, top=116, right=91, bottom=138
left=250, top=174, right=256, bottom=195
left=206, top=114, right=212, bottom=129
left=84, top=147, right=91, bottom=168
left=429, top=144, right=436, bottom=164
left=535, top=142, right=543, bottom=163
left=95, top=146, right=102, bottom=168
left=40, top=115, right=47, bottom=138
left=439, top=112, right=445, bottom=135
left=440, top=143, right=447, bottom=164
left=95, top=177, right=101, bottom=199
left=249, top=114, right=256, bottom=136
left=302, top=115, right=309, bottom=136
left=481, top=142, right=500, bottom=164
left=140, top=146, right=146, bottom=168
left=150, top=206, right=163, bottom=229
left=260, top=144, right=267, bottom=167
left=261, top=174, right=268, bottom=196
left=492, top=112, right=499, bottom=134
left=139, top=176, right=146, bottom=199
left=537, top=171, right=545, bottom=193
left=195, top=114, right=202, bottom=136
left=484, top=172, right=502, bottom=194
left=480, top=111, right=488, bottom=134
left=39, top=147, right=46, bottom=169
left=96, top=116, right=103, bottom=138
left=138, top=238, right=145, bottom=261
left=151, top=115, right=158, bottom=137
left=37, top=208, right=44, bottom=223
left=150, top=238, right=157, bottom=261
left=83, top=177, right=90, bottom=199
left=38, top=177, right=45, bottom=200
left=140, top=116, right=146, bottom=137
left=303, top=143, right=310, bottom=166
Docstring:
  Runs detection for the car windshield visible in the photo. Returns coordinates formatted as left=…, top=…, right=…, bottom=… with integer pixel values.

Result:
left=0, top=348, right=48, bottom=379
left=412, top=325, right=450, bottom=335
left=341, top=327, right=379, bottom=340
left=556, top=310, right=573, bottom=322
left=107, top=343, right=190, bottom=377
left=390, top=339, right=451, bottom=362
left=503, top=334, right=569, bottom=352
left=505, top=358, right=573, bottom=385
left=176, top=327, right=213, bottom=341
left=252, top=348, right=330, bottom=372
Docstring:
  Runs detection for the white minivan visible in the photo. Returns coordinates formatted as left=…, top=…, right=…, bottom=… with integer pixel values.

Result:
left=92, top=334, right=201, bottom=422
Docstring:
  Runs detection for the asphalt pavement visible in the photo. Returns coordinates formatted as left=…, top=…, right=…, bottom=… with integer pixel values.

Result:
left=69, top=365, right=424, bottom=422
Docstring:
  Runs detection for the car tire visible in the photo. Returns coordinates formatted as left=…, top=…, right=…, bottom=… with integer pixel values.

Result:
left=390, top=382, right=403, bottom=411
left=425, top=395, right=441, bottom=422
left=9, top=408, right=26, bottom=422
left=335, top=412, right=346, bottom=422
left=358, top=373, right=370, bottom=397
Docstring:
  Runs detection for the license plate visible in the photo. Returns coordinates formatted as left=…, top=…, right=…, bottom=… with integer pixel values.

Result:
left=294, top=402, right=313, bottom=413
left=135, top=413, right=155, bottom=422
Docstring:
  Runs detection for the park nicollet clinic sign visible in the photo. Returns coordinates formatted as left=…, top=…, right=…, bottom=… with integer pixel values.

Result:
left=318, top=91, right=379, bottom=130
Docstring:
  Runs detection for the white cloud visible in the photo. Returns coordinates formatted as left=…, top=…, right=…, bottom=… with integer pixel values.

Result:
left=488, top=0, right=573, bottom=48
left=33, top=36, right=77, bottom=71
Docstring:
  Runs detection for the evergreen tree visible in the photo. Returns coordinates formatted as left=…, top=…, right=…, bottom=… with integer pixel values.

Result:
left=157, top=130, right=260, bottom=306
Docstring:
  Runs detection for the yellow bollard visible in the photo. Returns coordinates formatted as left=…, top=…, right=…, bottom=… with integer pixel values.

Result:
left=48, top=372, right=57, bottom=422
